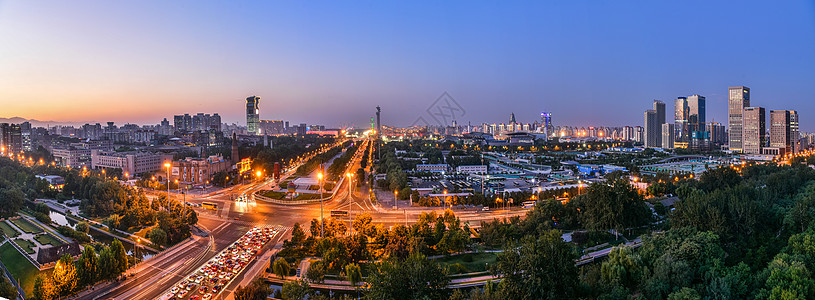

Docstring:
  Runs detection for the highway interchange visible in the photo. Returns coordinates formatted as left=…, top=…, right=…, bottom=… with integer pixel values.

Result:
left=79, top=139, right=527, bottom=299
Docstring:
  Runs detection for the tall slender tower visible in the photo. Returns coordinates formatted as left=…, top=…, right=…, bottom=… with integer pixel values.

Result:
left=231, top=132, right=239, bottom=164
left=728, top=86, right=750, bottom=152
left=674, top=97, right=689, bottom=142
left=246, top=96, right=260, bottom=135
left=375, top=106, right=381, bottom=138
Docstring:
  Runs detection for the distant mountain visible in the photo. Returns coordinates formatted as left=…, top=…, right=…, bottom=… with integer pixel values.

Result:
left=0, top=117, right=75, bottom=127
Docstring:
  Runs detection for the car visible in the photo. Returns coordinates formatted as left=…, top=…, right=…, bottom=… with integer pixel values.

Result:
left=189, top=296, right=200, bottom=300
left=198, top=286, right=208, bottom=294
left=178, top=289, right=189, bottom=297
left=212, top=285, right=221, bottom=293
left=203, top=293, right=213, bottom=300
left=186, top=283, right=196, bottom=290
left=163, top=292, right=175, bottom=299
left=170, top=286, right=179, bottom=294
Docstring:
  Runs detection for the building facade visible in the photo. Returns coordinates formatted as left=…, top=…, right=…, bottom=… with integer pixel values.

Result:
left=170, top=156, right=232, bottom=185
left=644, top=100, right=665, bottom=148
left=662, top=123, right=675, bottom=149
left=743, top=107, right=766, bottom=154
left=728, top=86, right=750, bottom=152
left=246, top=96, right=261, bottom=135
left=91, top=150, right=174, bottom=175
left=770, top=110, right=799, bottom=154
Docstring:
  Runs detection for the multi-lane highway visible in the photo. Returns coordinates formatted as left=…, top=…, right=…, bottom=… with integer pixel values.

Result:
left=80, top=138, right=527, bottom=299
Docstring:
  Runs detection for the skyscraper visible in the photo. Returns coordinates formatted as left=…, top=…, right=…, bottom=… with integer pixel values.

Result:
left=743, top=107, right=765, bottom=154
left=246, top=96, right=260, bottom=135
left=687, top=95, right=706, bottom=133
left=662, top=123, right=675, bottom=149
left=674, top=97, right=689, bottom=142
left=770, top=110, right=799, bottom=154
left=791, top=111, right=800, bottom=153
left=644, top=100, right=665, bottom=148
left=728, top=86, right=750, bottom=152
left=541, top=112, right=553, bottom=137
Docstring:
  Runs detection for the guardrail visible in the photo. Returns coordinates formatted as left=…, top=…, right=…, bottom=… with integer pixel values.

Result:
left=253, top=193, right=331, bottom=205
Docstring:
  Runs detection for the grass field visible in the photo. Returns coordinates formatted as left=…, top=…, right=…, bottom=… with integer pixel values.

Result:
left=434, top=252, right=498, bottom=274
left=10, top=218, right=43, bottom=234
left=0, top=221, right=20, bottom=238
left=34, top=234, right=63, bottom=247
left=0, top=242, right=45, bottom=296
left=294, top=193, right=322, bottom=200
left=14, top=239, right=36, bottom=254
left=260, top=190, right=287, bottom=199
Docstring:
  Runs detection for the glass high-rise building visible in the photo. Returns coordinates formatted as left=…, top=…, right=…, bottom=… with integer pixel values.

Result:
left=687, top=94, right=706, bottom=133
left=743, top=106, right=765, bottom=154
left=246, top=96, right=261, bottom=135
left=728, top=86, right=750, bottom=152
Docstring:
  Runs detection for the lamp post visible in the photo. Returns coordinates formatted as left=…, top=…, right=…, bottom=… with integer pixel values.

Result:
left=443, top=190, right=447, bottom=207
left=394, top=190, right=398, bottom=210
left=102, top=169, right=106, bottom=181
left=318, top=170, right=324, bottom=238
left=347, top=172, right=353, bottom=235
left=165, top=163, right=171, bottom=211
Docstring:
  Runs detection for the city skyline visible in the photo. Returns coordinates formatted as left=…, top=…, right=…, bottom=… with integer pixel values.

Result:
left=2, top=1, right=815, bottom=129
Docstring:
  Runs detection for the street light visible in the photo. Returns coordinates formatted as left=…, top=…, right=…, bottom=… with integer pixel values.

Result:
left=164, top=162, right=171, bottom=211
left=318, top=170, right=324, bottom=238
left=394, top=190, right=398, bottom=210
left=347, top=172, right=354, bottom=235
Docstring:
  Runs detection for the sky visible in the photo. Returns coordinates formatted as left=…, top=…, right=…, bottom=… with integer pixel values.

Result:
left=1, top=1, right=814, bottom=130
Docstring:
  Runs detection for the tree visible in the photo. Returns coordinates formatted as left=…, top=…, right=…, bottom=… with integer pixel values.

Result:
left=52, top=254, right=78, bottom=296
left=0, top=275, right=16, bottom=299
left=290, top=223, right=306, bottom=247
left=109, top=239, right=129, bottom=275
left=281, top=279, right=312, bottom=300
left=149, top=227, right=168, bottom=246
left=574, top=179, right=651, bottom=239
left=353, top=213, right=374, bottom=237
left=273, top=257, right=291, bottom=279
left=77, top=246, right=99, bottom=287
left=0, top=188, right=25, bottom=217
left=305, top=261, right=326, bottom=283
left=366, top=252, right=450, bottom=300
left=32, top=274, right=55, bottom=300
left=492, top=229, right=579, bottom=300
left=601, top=246, right=644, bottom=290
left=74, top=222, right=90, bottom=234
left=235, top=278, right=273, bottom=300
left=98, top=246, right=115, bottom=280
left=345, top=263, right=362, bottom=287
left=757, top=256, right=815, bottom=300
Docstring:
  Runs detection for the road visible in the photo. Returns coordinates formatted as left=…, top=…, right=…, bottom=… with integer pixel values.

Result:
left=81, top=138, right=530, bottom=299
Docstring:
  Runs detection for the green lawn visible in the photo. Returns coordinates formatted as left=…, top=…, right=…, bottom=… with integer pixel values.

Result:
left=34, top=234, right=63, bottom=247
left=0, top=221, right=20, bottom=238
left=294, top=193, right=322, bottom=200
left=10, top=218, right=43, bottom=234
left=14, top=239, right=36, bottom=254
left=0, top=243, right=46, bottom=296
left=434, top=252, right=498, bottom=274
left=259, top=190, right=287, bottom=199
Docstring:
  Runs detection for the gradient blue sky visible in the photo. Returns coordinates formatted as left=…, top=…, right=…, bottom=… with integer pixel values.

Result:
left=1, top=1, right=814, bottom=130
